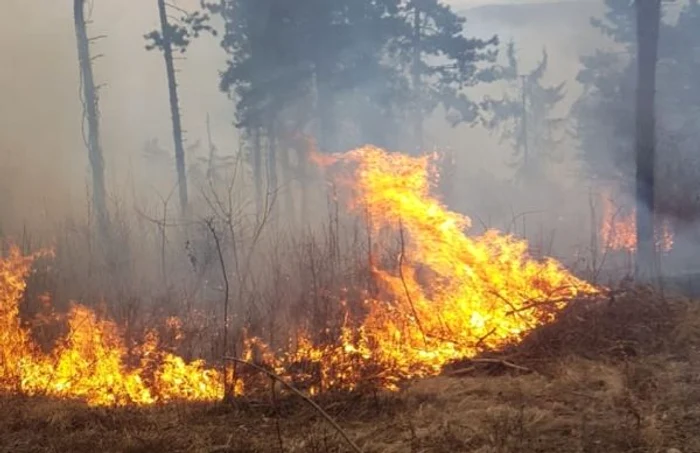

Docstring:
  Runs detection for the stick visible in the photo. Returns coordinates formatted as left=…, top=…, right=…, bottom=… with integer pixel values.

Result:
left=447, top=358, right=533, bottom=375
left=224, top=357, right=363, bottom=453
left=206, top=218, right=232, bottom=400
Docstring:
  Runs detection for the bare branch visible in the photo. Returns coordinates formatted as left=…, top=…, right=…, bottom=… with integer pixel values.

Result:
left=224, top=357, right=364, bottom=453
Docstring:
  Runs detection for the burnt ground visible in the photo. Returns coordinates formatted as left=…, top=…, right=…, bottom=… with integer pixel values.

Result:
left=2, top=289, right=700, bottom=453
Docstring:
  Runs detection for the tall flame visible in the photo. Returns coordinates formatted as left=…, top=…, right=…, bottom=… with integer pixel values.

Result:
left=312, top=147, right=597, bottom=380
left=1, top=146, right=598, bottom=405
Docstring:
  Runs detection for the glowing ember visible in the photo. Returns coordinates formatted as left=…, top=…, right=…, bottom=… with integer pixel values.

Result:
left=1, top=146, right=598, bottom=405
left=600, top=192, right=673, bottom=253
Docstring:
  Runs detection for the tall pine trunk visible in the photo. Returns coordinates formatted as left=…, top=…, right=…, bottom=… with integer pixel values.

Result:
left=267, top=119, right=279, bottom=224
left=634, top=0, right=661, bottom=280
left=298, top=136, right=311, bottom=228
left=252, top=128, right=263, bottom=224
left=157, top=0, right=188, bottom=214
left=278, top=145, right=297, bottom=229
left=74, top=0, right=108, bottom=237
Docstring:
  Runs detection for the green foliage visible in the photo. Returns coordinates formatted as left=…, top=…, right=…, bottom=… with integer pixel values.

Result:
left=205, top=0, right=499, bottom=149
left=208, top=0, right=400, bottom=132
left=397, top=0, right=499, bottom=126
left=570, top=0, right=636, bottom=185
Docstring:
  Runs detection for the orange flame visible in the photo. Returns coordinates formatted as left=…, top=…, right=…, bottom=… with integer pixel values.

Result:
left=0, top=247, right=224, bottom=405
left=1, top=146, right=598, bottom=405
left=311, top=147, right=598, bottom=382
left=600, top=192, right=673, bottom=253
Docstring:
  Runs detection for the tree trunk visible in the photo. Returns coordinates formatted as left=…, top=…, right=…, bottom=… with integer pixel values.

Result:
left=157, top=0, right=188, bottom=214
left=520, top=75, right=530, bottom=179
left=278, top=144, right=297, bottom=229
left=253, top=128, right=263, bottom=223
left=298, top=137, right=311, bottom=228
left=205, top=113, right=217, bottom=181
left=412, top=6, right=424, bottom=154
left=267, top=119, right=279, bottom=223
left=634, top=0, right=661, bottom=280
left=315, top=65, right=335, bottom=153
left=74, top=0, right=109, bottom=237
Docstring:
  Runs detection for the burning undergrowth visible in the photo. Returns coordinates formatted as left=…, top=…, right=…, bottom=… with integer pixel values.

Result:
left=446, top=286, right=700, bottom=378
left=0, top=146, right=600, bottom=406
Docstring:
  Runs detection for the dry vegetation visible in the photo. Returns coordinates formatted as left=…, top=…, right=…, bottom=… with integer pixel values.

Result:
left=2, top=149, right=697, bottom=452
left=2, top=289, right=699, bottom=453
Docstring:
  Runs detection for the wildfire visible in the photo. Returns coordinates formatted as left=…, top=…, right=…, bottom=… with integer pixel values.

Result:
left=600, top=192, right=673, bottom=253
left=0, top=247, right=223, bottom=406
left=1, top=146, right=598, bottom=406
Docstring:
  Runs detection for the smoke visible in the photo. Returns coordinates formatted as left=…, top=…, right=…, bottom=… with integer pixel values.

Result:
left=3, top=0, right=699, bottom=285
left=0, top=0, right=234, bottom=233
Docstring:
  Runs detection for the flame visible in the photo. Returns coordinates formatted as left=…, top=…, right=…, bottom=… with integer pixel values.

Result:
left=1, top=146, right=598, bottom=405
left=600, top=192, right=673, bottom=253
left=308, top=147, right=598, bottom=386
left=0, top=247, right=224, bottom=405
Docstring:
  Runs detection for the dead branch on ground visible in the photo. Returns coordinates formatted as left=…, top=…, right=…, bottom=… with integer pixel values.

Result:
left=225, top=356, right=364, bottom=453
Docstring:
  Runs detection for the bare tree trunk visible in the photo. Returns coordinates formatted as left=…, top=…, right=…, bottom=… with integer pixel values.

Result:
left=206, top=113, right=218, bottom=181
left=157, top=0, right=188, bottom=214
left=298, top=140, right=310, bottom=228
left=634, top=0, right=661, bottom=281
left=314, top=65, right=335, bottom=153
left=412, top=6, right=424, bottom=155
left=74, top=0, right=108, bottom=237
left=278, top=145, right=297, bottom=229
left=267, top=119, right=279, bottom=223
left=520, top=75, right=529, bottom=177
left=252, top=128, right=263, bottom=223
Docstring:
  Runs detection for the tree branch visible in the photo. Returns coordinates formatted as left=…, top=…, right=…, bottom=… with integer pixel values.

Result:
left=224, top=357, right=363, bottom=453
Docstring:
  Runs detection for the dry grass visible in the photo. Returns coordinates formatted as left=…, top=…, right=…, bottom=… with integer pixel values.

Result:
left=3, top=289, right=700, bottom=453
left=1, top=355, right=697, bottom=453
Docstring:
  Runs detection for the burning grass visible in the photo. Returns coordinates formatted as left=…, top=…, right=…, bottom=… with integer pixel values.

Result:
left=3, top=252, right=700, bottom=451
left=1, top=146, right=600, bottom=405
left=2, top=319, right=699, bottom=452
left=2, top=145, right=699, bottom=450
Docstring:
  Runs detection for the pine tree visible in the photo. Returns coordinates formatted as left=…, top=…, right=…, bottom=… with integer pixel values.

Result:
left=145, top=3, right=215, bottom=214
left=397, top=0, right=498, bottom=153
left=571, top=0, right=700, bottom=275
left=570, top=0, right=650, bottom=189
left=74, top=0, right=109, bottom=236
left=483, top=42, right=566, bottom=183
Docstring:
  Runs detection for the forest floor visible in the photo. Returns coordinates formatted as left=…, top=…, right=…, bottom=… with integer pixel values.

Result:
left=2, top=289, right=700, bottom=453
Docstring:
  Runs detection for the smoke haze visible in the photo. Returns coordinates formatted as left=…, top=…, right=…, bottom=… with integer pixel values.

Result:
left=1, top=0, right=697, bottom=280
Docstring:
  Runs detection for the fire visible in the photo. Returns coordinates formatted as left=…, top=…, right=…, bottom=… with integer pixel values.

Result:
left=0, top=247, right=223, bottom=405
left=311, top=147, right=598, bottom=383
left=1, top=146, right=598, bottom=406
left=600, top=192, right=673, bottom=253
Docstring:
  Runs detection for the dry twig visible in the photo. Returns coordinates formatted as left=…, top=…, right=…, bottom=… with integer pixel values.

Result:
left=225, top=356, right=363, bottom=453
left=446, top=358, right=534, bottom=375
